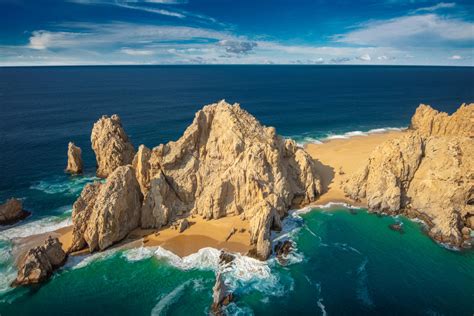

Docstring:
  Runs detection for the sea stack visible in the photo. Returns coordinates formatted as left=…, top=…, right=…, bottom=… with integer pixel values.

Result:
left=91, top=114, right=135, bottom=178
left=70, top=101, right=321, bottom=258
left=344, top=103, right=474, bottom=248
left=13, top=236, right=66, bottom=286
left=66, top=142, right=83, bottom=174
left=0, top=198, right=30, bottom=225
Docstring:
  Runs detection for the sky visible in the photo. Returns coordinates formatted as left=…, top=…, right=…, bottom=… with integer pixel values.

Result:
left=0, top=0, right=473, bottom=66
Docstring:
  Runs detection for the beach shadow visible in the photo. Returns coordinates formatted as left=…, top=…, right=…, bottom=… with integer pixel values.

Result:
left=312, top=159, right=335, bottom=194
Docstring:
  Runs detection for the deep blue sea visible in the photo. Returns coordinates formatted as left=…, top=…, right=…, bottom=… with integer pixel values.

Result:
left=0, top=66, right=473, bottom=315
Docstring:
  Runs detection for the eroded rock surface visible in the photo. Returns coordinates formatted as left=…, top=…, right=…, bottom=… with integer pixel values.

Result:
left=344, top=103, right=474, bottom=247
left=0, top=198, right=30, bottom=225
left=70, top=165, right=142, bottom=252
left=13, top=237, right=66, bottom=286
left=66, top=142, right=83, bottom=174
left=134, top=100, right=321, bottom=259
left=91, top=114, right=135, bottom=178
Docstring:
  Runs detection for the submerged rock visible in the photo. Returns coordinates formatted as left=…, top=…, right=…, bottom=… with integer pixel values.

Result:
left=70, top=165, right=142, bottom=252
left=344, top=103, right=474, bottom=248
left=91, top=114, right=135, bottom=178
left=274, top=240, right=293, bottom=264
left=0, top=198, right=30, bottom=225
left=13, top=236, right=66, bottom=286
left=389, top=223, right=404, bottom=233
left=66, top=142, right=83, bottom=174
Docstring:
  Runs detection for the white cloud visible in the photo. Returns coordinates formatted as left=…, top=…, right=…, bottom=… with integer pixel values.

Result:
left=411, top=2, right=455, bottom=13
left=335, top=14, right=474, bottom=47
left=449, top=55, right=462, bottom=60
left=358, top=54, right=371, bottom=61
left=121, top=48, right=154, bottom=56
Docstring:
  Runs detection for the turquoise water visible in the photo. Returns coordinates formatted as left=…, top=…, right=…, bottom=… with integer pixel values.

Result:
left=1, top=207, right=473, bottom=315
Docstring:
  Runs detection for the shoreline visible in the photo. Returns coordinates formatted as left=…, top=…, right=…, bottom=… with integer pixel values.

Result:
left=9, top=129, right=406, bottom=261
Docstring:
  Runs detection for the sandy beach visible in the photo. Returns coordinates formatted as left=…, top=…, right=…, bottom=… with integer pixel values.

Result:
left=16, top=130, right=405, bottom=260
left=305, top=130, right=406, bottom=206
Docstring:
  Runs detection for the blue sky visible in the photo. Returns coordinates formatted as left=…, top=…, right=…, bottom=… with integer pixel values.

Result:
left=0, top=0, right=473, bottom=66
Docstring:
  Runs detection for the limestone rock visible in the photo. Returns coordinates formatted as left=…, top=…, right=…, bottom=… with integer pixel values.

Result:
left=66, top=142, right=83, bottom=174
left=178, top=218, right=189, bottom=233
left=70, top=165, right=142, bottom=252
left=13, top=236, right=66, bottom=286
left=410, top=103, right=473, bottom=137
left=344, top=103, right=474, bottom=248
left=0, top=198, right=30, bottom=225
left=91, top=114, right=135, bottom=178
left=132, top=145, right=151, bottom=193
left=136, top=100, right=321, bottom=259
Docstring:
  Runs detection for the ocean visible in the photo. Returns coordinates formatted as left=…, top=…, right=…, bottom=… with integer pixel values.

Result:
left=0, top=65, right=473, bottom=315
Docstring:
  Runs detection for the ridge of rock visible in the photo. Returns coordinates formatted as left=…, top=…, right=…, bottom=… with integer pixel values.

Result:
left=344, top=103, right=474, bottom=248
left=66, top=142, right=83, bottom=174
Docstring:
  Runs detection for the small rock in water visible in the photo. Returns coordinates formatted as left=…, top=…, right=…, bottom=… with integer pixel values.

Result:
left=274, top=240, right=293, bottom=264
left=13, top=236, right=67, bottom=286
left=219, top=251, right=235, bottom=266
left=389, top=223, right=404, bottom=233
left=66, top=142, right=83, bottom=174
left=211, top=272, right=233, bottom=315
left=0, top=198, right=30, bottom=225
left=349, top=208, right=358, bottom=215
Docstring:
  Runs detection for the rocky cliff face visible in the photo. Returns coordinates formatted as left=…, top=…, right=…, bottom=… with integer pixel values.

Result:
left=66, top=142, right=83, bottom=174
left=70, top=165, right=142, bottom=252
left=13, top=237, right=66, bottom=286
left=344, top=104, right=474, bottom=248
left=134, top=101, right=321, bottom=259
left=0, top=198, right=30, bottom=225
left=91, top=114, right=135, bottom=178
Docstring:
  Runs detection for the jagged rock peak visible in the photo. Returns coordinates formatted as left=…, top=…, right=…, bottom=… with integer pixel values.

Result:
left=66, top=142, right=83, bottom=174
left=410, top=103, right=473, bottom=137
left=134, top=100, right=321, bottom=259
left=91, top=114, right=135, bottom=178
left=70, top=165, right=142, bottom=252
left=13, top=236, right=66, bottom=286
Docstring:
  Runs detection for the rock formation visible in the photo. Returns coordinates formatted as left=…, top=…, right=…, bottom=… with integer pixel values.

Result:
left=69, top=165, right=142, bottom=252
left=0, top=198, right=30, bottom=225
left=133, top=100, right=321, bottom=259
left=70, top=101, right=321, bottom=258
left=13, top=236, right=66, bottom=286
left=91, top=114, right=135, bottom=178
left=344, top=103, right=474, bottom=248
left=66, top=142, right=83, bottom=174
left=211, top=272, right=233, bottom=315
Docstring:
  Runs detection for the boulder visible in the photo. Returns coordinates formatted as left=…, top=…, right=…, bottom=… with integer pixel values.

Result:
left=70, top=165, right=142, bottom=252
left=344, top=103, right=474, bottom=248
left=91, top=114, right=135, bottom=178
left=178, top=218, right=189, bottom=233
left=0, top=198, right=30, bottom=225
left=13, top=236, right=66, bottom=286
left=66, top=142, right=83, bottom=174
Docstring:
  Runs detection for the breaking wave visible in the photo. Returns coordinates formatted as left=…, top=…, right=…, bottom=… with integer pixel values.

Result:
left=0, top=215, right=71, bottom=240
left=30, top=175, right=99, bottom=196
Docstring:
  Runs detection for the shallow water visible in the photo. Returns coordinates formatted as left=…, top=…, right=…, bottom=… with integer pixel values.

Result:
left=0, top=208, right=473, bottom=315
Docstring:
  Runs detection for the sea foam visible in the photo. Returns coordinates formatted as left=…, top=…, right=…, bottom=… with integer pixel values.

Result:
left=0, top=215, right=71, bottom=240
left=30, top=175, right=99, bottom=196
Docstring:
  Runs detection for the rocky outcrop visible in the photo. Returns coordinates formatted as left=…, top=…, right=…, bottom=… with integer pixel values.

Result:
left=0, top=198, right=30, bottom=225
left=66, top=142, right=83, bottom=174
left=91, top=114, right=135, bottom=178
left=344, top=103, right=474, bottom=248
left=410, top=103, right=473, bottom=137
left=133, top=100, right=321, bottom=259
left=13, top=237, right=66, bottom=286
left=211, top=272, right=233, bottom=315
left=70, top=165, right=142, bottom=252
